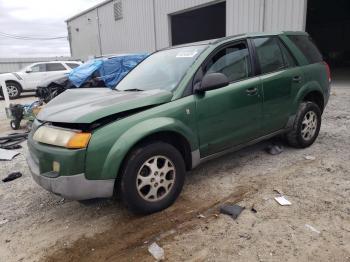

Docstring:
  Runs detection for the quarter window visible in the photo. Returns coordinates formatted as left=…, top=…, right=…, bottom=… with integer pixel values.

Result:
left=204, top=42, right=251, bottom=82
left=66, top=63, right=80, bottom=69
left=287, top=35, right=322, bottom=64
left=253, top=37, right=285, bottom=74
left=46, top=63, right=66, bottom=71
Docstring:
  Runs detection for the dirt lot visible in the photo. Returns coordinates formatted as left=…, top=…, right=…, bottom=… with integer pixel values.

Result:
left=0, top=69, right=349, bottom=262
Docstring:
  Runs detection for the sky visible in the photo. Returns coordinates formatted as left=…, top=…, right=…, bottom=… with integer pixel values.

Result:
left=0, top=0, right=103, bottom=58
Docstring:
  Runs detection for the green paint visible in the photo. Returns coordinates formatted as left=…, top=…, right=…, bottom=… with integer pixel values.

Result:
left=28, top=32, right=330, bottom=183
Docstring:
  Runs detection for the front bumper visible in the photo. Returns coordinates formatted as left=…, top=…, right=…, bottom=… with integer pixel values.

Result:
left=27, top=152, right=115, bottom=200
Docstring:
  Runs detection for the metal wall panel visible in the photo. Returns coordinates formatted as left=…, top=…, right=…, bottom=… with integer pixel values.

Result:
left=264, top=0, right=307, bottom=31
left=227, top=0, right=264, bottom=35
left=66, top=0, right=307, bottom=59
left=67, top=9, right=101, bottom=60
left=97, top=0, right=155, bottom=55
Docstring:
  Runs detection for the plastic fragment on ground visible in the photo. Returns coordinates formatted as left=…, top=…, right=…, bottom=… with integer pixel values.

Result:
left=0, top=148, right=20, bottom=160
left=274, top=196, right=291, bottom=206
left=148, top=242, right=165, bottom=261
left=220, top=204, right=245, bottom=219
left=305, top=224, right=321, bottom=234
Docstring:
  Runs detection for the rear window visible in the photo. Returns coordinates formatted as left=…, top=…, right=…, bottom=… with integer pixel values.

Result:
left=287, top=35, right=323, bottom=64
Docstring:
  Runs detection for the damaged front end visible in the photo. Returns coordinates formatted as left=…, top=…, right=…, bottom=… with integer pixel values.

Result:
left=27, top=88, right=173, bottom=200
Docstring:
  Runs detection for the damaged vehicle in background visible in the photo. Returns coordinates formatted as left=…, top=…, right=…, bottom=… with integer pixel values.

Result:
left=0, top=61, right=81, bottom=99
left=36, top=54, right=148, bottom=103
left=27, top=32, right=331, bottom=214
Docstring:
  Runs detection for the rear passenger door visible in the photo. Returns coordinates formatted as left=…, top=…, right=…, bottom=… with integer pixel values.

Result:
left=45, top=63, right=68, bottom=78
left=252, top=37, right=303, bottom=135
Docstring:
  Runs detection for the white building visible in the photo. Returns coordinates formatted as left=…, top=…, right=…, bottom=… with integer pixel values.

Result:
left=66, top=0, right=350, bottom=67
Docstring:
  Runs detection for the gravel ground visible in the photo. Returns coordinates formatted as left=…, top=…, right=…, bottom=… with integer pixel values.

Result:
left=0, top=69, right=349, bottom=262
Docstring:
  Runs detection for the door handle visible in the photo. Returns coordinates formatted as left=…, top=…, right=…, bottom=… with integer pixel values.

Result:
left=293, top=76, right=302, bottom=83
left=246, top=87, right=258, bottom=96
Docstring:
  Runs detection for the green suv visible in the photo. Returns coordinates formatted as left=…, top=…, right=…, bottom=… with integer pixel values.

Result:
left=27, top=32, right=330, bottom=213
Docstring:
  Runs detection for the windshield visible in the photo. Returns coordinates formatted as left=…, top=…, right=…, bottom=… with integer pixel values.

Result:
left=116, top=45, right=207, bottom=92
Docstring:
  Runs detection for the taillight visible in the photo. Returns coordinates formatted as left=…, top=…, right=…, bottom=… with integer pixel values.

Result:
left=323, top=61, right=331, bottom=82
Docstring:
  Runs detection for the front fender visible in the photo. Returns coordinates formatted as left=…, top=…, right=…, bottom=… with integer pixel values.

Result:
left=89, top=117, right=198, bottom=180
left=0, top=74, right=20, bottom=84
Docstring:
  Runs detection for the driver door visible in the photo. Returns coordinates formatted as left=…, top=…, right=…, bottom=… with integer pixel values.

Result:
left=195, top=41, right=263, bottom=157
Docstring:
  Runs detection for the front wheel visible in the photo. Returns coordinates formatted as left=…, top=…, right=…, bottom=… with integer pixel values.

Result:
left=119, top=141, right=186, bottom=214
left=6, top=82, right=21, bottom=99
left=10, top=120, right=20, bottom=130
left=286, top=102, right=322, bottom=148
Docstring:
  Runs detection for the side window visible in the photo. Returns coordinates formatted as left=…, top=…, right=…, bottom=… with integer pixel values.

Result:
left=66, top=63, right=80, bottom=69
left=31, top=64, right=46, bottom=72
left=253, top=37, right=285, bottom=74
left=287, top=35, right=323, bottom=64
left=46, top=63, right=66, bottom=71
left=204, top=42, right=251, bottom=82
left=279, top=41, right=297, bottom=67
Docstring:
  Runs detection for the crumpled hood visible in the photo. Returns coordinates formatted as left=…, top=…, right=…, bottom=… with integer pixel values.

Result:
left=37, top=88, right=173, bottom=123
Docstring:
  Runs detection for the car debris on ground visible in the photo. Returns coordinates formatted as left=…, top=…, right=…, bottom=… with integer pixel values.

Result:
left=0, top=219, right=9, bottom=226
left=0, top=132, right=28, bottom=150
left=148, top=242, right=165, bottom=261
left=251, top=204, right=258, bottom=213
left=305, top=224, right=321, bottom=234
left=274, top=196, right=292, bottom=206
left=305, top=155, right=316, bottom=161
left=265, top=143, right=284, bottom=155
left=2, top=172, right=22, bottom=183
left=220, top=204, right=245, bottom=219
left=0, top=148, right=20, bottom=160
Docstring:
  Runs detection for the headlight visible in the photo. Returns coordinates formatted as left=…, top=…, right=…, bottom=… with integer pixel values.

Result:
left=33, top=126, right=91, bottom=149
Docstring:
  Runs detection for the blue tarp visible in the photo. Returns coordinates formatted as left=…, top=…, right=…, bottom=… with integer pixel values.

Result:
left=68, top=54, right=148, bottom=88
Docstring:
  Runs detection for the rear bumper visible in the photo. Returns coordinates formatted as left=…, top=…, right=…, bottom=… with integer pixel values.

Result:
left=27, top=152, right=115, bottom=200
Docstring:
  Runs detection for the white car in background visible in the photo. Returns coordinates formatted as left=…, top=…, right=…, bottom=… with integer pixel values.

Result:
left=0, top=61, right=81, bottom=99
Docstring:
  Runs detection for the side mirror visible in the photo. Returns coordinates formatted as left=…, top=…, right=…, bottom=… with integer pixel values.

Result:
left=25, top=68, right=32, bottom=73
left=195, top=73, right=229, bottom=93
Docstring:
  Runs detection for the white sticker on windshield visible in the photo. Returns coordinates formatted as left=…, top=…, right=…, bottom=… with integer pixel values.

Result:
left=176, top=50, right=198, bottom=58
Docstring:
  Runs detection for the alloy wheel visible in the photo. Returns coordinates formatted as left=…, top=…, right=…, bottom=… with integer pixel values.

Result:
left=7, top=85, right=19, bottom=98
left=301, top=111, right=318, bottom=141
left=136, top=155, right=176, bottom=202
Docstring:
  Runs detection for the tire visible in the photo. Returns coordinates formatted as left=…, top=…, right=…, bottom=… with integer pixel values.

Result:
left=286, top=102, right=322, bottom=148
left=6, top=82, right=21, bottom=99
left=10, top=120, right=20, bottom=130
left=119, top=141, right=186, bottom=214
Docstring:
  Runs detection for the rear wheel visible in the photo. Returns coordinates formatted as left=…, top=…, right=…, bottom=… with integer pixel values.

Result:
left=6, top=82, right=21, bottom=99
left=286, top=102, right=321, bottom=148
left=119, top=141, right=186, bottom=214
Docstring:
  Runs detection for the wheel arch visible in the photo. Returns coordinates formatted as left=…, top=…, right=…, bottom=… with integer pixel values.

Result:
left=294, top=81, right=325, bottom=113
left=5, top=80, right=23, bottom=91
left=99, top=117, right=198, bottom=182
left=302, top=90, right=325, bottom=112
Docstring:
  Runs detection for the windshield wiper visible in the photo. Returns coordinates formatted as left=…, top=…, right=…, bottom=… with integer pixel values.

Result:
left=120, top=88, right=144, bottom=92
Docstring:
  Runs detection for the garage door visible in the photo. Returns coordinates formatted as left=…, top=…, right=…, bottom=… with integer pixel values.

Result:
left=306, top=0, right=350, bottom=67
left=170, top=2, right=226, bottom=46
